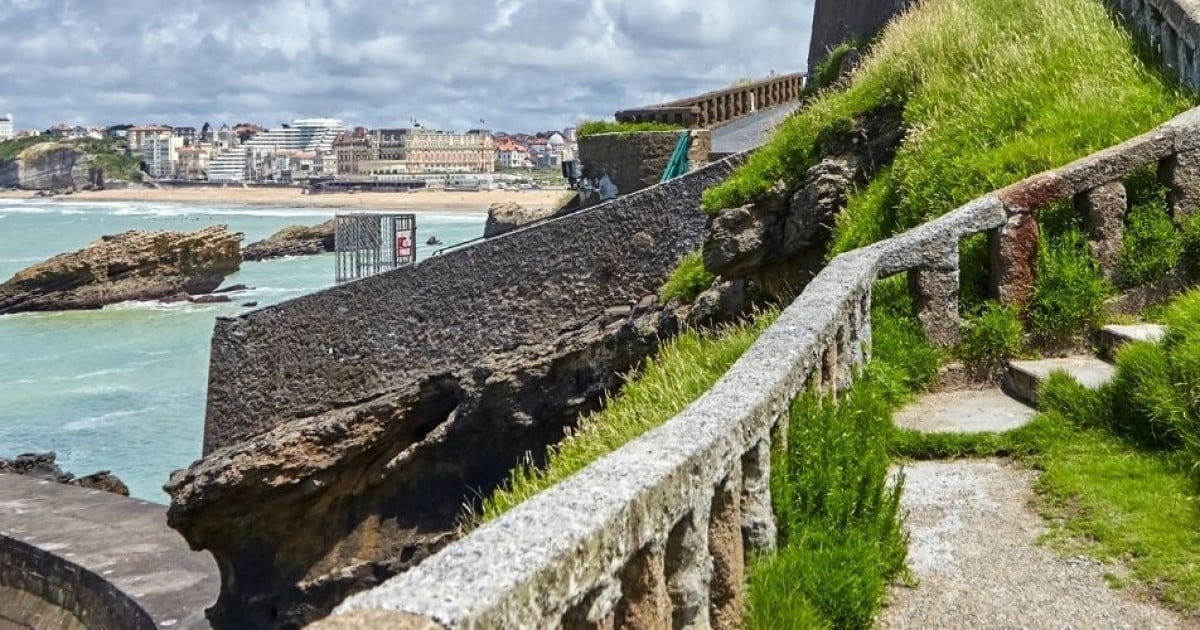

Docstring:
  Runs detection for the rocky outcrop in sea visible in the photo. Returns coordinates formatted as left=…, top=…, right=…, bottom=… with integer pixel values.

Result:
left=0, top=452, right=129, bottom=496
left=483, top=201, right=557, bottom=237
left=0, top=225, right=243, bottom=315
left=242, top=219, right=336, bottom=261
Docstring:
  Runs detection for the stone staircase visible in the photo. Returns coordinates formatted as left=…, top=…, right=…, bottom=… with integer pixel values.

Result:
left=881, top=323, right=1182, bottom=628
left=1003, top=323, right=1167, bottom=408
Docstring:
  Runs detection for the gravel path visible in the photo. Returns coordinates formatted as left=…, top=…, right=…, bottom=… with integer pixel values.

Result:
left=877, top=459, right=1189, bottom=629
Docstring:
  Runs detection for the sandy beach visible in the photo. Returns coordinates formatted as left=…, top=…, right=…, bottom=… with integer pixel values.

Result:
left=0, top=186, right=569, bottom=212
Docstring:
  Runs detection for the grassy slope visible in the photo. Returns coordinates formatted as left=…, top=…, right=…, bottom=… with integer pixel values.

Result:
left=704, top=0, right=1190, bottom=256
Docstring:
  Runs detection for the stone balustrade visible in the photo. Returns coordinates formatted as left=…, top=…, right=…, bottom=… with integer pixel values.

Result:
left=316, top=105, right=1200, bottom=629
left=615, top=73, right=807, bottom=129
left=1113, top=0, right=1200, bottom=91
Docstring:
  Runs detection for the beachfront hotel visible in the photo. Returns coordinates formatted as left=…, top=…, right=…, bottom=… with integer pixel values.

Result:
left=0, top=114, right=12, bottom=141
left=207, top=117, right=344, bottom=182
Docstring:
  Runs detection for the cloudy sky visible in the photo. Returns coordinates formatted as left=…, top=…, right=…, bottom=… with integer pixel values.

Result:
left=0, top=0, right=814, bottom=133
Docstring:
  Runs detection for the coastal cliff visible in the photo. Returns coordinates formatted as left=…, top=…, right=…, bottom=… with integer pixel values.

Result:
left=0, top=144, right=102, bottom=191
left=0, top=140, right=142, bottom=191
left=0, top=225, right=243, bottom=315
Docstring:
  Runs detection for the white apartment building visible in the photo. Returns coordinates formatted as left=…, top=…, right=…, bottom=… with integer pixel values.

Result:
left=0, top=115, right=14, bottom=141
left=208, top=118, right=344, bottom=182
left=126, top=125, right=180, bottom=179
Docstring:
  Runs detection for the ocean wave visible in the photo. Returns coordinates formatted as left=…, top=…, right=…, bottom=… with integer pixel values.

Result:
left=62, top=408, right=151, bottom=432
left=0, top=366, right=139, bottom=386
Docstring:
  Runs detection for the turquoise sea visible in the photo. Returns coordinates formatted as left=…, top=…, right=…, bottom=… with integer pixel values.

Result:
left=0, top=199, right=486, bottom=502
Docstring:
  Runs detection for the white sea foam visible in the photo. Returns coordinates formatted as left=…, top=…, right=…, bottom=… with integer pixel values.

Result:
left=63, top=408, right=149, bottom=432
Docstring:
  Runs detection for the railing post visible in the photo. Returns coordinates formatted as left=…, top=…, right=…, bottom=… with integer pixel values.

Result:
left=1159, top=151, right=1200, bottom=222
left=740, top=439, right=776, bottom=557
left=708, top=471, right=745, bottom=630
left=989, top=210, right=1039, bottom=309
left=908, top=239, right=962, bottom=347
left=666, top=506, right=713, bottom=629
left=613, top=542, right=671, bottom=629
left=1077, top=181, right=1126, bottom=280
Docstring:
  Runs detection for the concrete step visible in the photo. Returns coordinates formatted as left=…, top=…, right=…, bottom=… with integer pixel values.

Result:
left=1097, top=323, right=1167, bottom=361
left=1004, top=356, right=1115, bottom=407
left=893, top=389, right=1036, bottom=434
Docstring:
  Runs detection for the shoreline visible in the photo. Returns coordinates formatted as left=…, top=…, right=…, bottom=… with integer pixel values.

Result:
left=0, top=187, right=568, bottom=212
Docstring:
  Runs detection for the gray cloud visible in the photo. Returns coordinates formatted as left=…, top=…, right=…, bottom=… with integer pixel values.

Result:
left=0, top=0, right=814, bottom=132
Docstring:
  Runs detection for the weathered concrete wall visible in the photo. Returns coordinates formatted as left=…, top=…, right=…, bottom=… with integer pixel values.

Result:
left=204, top=152, right=745, bottom=453
left=318, top=105, right=1200, bottom=629
left=577, top=130, right=711, bottom=207
left=807, top=0, right=913, bottom=76
left=0, top=472, right=219, bottom=629
left=1110, top=0, right=1200, bottom=91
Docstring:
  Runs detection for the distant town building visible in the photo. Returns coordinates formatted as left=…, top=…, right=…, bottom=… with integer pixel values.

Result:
left=126, top=125, right=180, bottom=179
left=0, top=114, right=13, bottom=141
left=176, top=146, right=211, bottom=180
left=173, top=126, right=198, bottom=146
left=333, top=132, right=373, bottom=176
left=495, top=138, right=529, bottom=169
left=207, top=118, right=344, bottom=183
left=400, top=128, right=495, bottom=174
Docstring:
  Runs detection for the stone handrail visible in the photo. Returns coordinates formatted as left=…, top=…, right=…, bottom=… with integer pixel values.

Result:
left=1114, top=0, right=1200, bottom=90
left=615, top=73, right=807, bottom=129
left=318, top=106, right=1200, bottom=629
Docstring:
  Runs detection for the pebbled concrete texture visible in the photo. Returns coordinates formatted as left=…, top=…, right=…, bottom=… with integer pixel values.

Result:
left=0, top=473, right=218, bottom=629
left=1006, top=357, right=1116, bottom=407
left=879, top=460, right=1184, bottom=629
left=893, top=390, right=1036, bottom=433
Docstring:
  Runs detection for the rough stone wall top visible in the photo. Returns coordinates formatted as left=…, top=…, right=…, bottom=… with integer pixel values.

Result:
left=203, top=153, right=746, bottom=453
left=0, top=473, right=219, bottom=629
left=578, top=130, right=711, bottom=205
left=807, top=0, right=914, bottom=76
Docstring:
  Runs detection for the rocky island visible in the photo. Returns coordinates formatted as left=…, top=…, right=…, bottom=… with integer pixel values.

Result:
left=242, top=219, right=336, bottom=261
left=0, top=225, right=243, bottom=315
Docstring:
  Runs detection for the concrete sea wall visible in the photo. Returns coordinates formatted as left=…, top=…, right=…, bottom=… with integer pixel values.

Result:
left=577, top=130, right=711, bottom=208
left=204, top=152, right=746, bottom=453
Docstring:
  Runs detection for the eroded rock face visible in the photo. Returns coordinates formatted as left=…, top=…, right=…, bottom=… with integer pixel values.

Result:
left=696, top=105, right=904, bottom=326
left=483, top=202, right=557, bottom=238
left=0, top=452, right=129, bottom=496
left=0, top=225, right=243, bottom=315
left=243, top=220, right=336, bottom=262
left=0, top=144, right=106, bottom=191
left=166, top=297, right=677, bottom=629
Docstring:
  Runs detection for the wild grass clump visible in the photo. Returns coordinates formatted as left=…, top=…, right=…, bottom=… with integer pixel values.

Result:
left=576, top=120, right=684, bottom=138
left=477, top=312, right=774, bottom=522
left=702, top=0, right=1192, bottom=244
left=1119, top=196, right=1182, bottom=286
left=959, top=301, right=1024, bottom=369
left=810, top=38, right=868, bottom=92
left=1028, top=230, right=1110, bottom=342
left=748, top=278, right=939, bottom=629
left=750, top=381, right=907, bottom=630
left=659, top=251, right=715, bottom=304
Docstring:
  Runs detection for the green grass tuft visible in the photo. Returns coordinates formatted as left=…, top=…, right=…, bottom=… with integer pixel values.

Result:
left=576, top=120, right=684, bottom=138
left=959, top=301, right=1024, bottom=369
left=1028, top=230, right=1110, bottom=342
left=1119, top=195, right=1182, bottom=286
left=477, top=313, right=774, bottom=522
left=659, top=251, right=715, bottom=304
